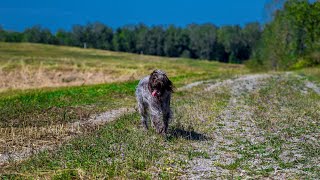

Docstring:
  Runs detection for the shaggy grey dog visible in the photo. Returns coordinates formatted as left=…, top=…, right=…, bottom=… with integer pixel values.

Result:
left=135, top=70, right=174, bottom=134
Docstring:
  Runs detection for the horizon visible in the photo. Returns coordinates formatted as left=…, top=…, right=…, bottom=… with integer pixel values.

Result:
left=0, top=0, right=267, bottom=32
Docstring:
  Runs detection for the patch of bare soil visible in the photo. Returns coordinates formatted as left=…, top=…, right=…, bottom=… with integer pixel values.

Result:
left=305, top=81, right=320, bottom=95
left=178, top=80, right=215, bottom=91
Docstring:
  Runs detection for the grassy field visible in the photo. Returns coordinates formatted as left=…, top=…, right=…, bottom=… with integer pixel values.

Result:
left=0, top=42, right=244, bottom=91
left=0, top=43, right=319, bottom=179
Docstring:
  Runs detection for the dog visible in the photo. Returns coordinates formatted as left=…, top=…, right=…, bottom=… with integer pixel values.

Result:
left=135, top=69, right=174, bottom=134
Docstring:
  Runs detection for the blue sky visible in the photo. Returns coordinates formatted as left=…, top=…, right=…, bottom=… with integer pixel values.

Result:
left=0, top=0, right=267, bottom=32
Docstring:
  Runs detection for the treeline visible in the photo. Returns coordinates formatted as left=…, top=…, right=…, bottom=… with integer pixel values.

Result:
left=0, top=23, right=262, bottom=63
left=249, top=0, right=320, bottom=70
left=2, top=0, right=318, bottom=69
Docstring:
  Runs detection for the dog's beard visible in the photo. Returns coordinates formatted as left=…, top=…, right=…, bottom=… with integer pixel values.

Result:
left=150, top=81, right=164, bottom=97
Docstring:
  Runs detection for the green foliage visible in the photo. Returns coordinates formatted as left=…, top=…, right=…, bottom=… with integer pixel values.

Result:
left=249, top=0, right=320, bottom=70
left=163, top=25, right=189, bottom=57
left=0, top=22, right=262, bottom=63
left=71, top=23, right=113, bottom=49
left=23, top=25, right=58, bottom=44
left=187, top=24, right=220, bottom=60
left=142, top=26, right=166, bottom=56
left=291, top=57, right=314, bottom=69
left=217, top=23, right=262, bottom=63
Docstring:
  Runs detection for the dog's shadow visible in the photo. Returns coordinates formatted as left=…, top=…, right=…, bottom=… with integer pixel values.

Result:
left=166, top=128, right=209, bottom=141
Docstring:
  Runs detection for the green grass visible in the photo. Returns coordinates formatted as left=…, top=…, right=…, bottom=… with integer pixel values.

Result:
left=0, top=81, right=137, bottom=127
left=2, top=71, right=320, bottom=178
left=1, top=112, right=211, bottom=179
left=2, top=113, right=166, bottom=179
left=0, top=42, right=246, bottom=128
left=295, top=65, right=320, bottom=83
left=0, top=63, right=234, bottom=178
left=1, top=42, right=319, bottom=178
left=0, top=43, right=245, bottom=177
left=0, top=42, right=245, bottom=128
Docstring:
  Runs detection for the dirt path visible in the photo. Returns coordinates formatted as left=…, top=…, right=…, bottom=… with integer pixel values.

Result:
left=180, top=73, right=320, bottom=179
left=305, top=81, right=320, bottom=95
left=181, top=74, right=271, bottom=179
left=0, top=108, right=134, bottom=167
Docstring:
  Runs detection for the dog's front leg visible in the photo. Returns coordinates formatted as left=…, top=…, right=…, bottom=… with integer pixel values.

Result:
left=138, top=102, right=149, bottom=130
left=151, top=112, right=166, bottom=134
left=162, top=96, right=172, bottom=134
left=162, top=111, right=170, bottom=134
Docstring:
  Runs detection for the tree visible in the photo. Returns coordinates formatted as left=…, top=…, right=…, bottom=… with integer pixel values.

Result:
left=71, top=25, right=87, bottom=47
left=250, top=0, right=320, bottom=70
left=94, top=23, right=113, bottom=50
left=0, top=21, right=265, bottom=63
left=85, top=23, right=113, bottom=49
left=143, top=26, right=165, bottom=56
left=112, top=26, right=136, bottom=52
left=23, top=26, right=42, bottom=43
left=0, top=26, right=5, bottom=41
left=187, top=24, right=222, bottom=60
left=163, top=25, right=191, bottom=57
left=241, top=22, right=262, bottom=60
left=23, top=25, right=56, bottom=44
left=134, top=24, right=149, bottom=54
left=56, top=29, right=75, bottom=45
left=218, top=25, right=245, bottom=63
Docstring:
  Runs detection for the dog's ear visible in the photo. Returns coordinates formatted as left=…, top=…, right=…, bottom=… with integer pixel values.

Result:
left=148, top=70, right=156, bottom=92
left=165, top=76, right=174, bottom=93
left=149, top=71, right=155, bottom=85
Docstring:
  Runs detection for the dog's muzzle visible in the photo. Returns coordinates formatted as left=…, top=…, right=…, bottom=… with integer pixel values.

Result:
left=151, top=90, right=160, bottom=97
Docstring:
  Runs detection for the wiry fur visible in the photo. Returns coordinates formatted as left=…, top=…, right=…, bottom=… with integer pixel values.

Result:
left=135, top=70, right=174, bottom=134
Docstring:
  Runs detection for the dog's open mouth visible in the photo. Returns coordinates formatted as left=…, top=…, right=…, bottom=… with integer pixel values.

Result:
left=152, top=90, right=157, bottom=97
left=151, top=89, right=161, bottom=98
left=152, top=90, right=160, bottom=97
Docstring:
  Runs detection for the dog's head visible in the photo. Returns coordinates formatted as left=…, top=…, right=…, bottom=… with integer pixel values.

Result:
left=148, top=69, right=173, bottom=98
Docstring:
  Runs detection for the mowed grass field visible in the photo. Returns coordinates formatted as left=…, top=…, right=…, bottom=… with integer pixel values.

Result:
left=0, top=42, right=244, bottom=91
left=0, top=42, right=319, bottom=179
left=0, top=43, right=245, bottom=177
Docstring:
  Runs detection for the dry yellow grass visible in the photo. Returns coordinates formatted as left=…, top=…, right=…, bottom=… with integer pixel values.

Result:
left=0, top=42, right=246, bottom=91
